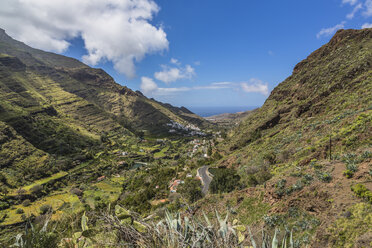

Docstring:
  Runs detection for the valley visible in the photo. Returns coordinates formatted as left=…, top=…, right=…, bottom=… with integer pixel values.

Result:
left=0, top=28, right=371, bottom=247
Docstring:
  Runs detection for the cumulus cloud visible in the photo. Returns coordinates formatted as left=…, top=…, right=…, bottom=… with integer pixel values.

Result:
left=0, top=0, right=169, bottom=78
left=361, top=22, right=372, bottom=28
left=240, top=79, right=269, bottom=95
left=317, top=21, right=346, bottom=39
left=154, top=64, right=195, bottom=84
left=140, top=77, right=159, bottom=94
left=140, top=78, right=269, bottom=96
left=347, top=3, right=363, bottom=18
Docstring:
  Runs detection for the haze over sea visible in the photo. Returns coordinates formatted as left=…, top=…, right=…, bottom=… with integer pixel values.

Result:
left=188, top=106, right=257, bottom=117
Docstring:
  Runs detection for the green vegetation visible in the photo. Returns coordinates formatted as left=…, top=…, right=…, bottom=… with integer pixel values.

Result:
left=0, top=27, right=371, bottom=248
left=209, top=168, right=241, bottom=194
left=178, top=178, right=202, bottom=203
left=351, top=184, right=372, bottom=204
left=328, top=203, right=372, bottom=248
left=9, top=207, right=299, bottom=248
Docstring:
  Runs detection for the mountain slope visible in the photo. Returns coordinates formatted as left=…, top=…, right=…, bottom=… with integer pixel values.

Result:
left=223, top=29, right=371, bottom=166
left=0, top=28, right=208, bottom=187
left=203, top=29, right=372, bottom=247
left=0, top=28, right=209, bottom=136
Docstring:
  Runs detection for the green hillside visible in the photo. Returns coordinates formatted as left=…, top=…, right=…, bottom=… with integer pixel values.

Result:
left=0, top=29, right=210, bottom=186
left=221, top=29, right=371, bottom=169
left=0, top=28, right=371, bottom=247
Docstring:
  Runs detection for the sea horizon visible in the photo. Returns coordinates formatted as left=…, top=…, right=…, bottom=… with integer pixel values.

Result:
left=188, top=106, right=258, bottom=117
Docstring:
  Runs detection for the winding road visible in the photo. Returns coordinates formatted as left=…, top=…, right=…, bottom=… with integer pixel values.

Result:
left=198, top=166, right=213, bottom=195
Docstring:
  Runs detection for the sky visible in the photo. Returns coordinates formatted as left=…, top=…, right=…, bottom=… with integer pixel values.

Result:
left=0, top=0, right=371, bottom=109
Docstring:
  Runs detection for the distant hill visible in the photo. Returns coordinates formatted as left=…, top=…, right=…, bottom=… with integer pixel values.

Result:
left=205, top=109, right=255, bottom=127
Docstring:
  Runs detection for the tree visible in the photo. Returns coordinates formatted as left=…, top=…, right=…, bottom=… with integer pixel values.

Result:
left=30, top=184, right=44, bottom=197
left=210, top=168, right=241, bottom=194
left=178, top=178, right=203, bottom=203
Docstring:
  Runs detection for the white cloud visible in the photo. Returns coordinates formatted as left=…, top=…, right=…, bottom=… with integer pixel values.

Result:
left=361, top=22, right=372, bottom=28
left=140, top=77, right=158, bottom=94
left=140, top=78, right=269, bottom=96
left=317, top=21, right=346, bottom=39
left=346, top=3, right=363, bottom=18
left=140, top=76, right=190, bottom=95
left=364, top=0, right=372, bottom=16
left=170, top=58, right=180, bottom=65
left=342, top=0, right=359, bottom=5
left=0, top=0, right=169, bottom=78
left=240, top=79, right=269, bottom=96
left=154, top=64, right=195, bottom=83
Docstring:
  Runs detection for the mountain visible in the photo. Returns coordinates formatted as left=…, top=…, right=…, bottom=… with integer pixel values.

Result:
left=0, top=28, right=208, bottom=186
left=0, top=28, right=371, bottom=247
left=199, top=28, right=371, bottom=247
left=223, top=28, right=371, bottom=161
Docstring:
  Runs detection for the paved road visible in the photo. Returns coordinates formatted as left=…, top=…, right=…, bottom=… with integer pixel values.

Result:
left=198, top=166, right=212, bottom=195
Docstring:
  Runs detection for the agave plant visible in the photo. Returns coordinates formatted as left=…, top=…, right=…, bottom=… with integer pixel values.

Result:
left=11, top=218, right=58, bottom=248
left=101, top=206, right=297, bottom=248
left=248, top=226, right=294, bottom=248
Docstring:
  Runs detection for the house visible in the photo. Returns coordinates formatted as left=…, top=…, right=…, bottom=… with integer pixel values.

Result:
left=186, top=173, right=193, bottom=178
left=169, top=179, right=184, bottom=193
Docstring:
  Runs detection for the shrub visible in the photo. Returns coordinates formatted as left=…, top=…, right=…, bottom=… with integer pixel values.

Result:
left=0, top=201, right=9, bottom=210
left=22, top=199, right=31, bottom=207
left=319, top=172, right=332, bottom=183
left=178, top=178, right=202, bottom=203
left=302, top=174, right=313, bottom=184
left=70, top=188, right=83, bottom=196
left=343, top=170, right=354, bottom=179
left=210, top=168, right=241, bottom=194
left=16, top=188, right=27, bottom=195
left=39, top=204, right=52, bottom=215
left=245, top=165, right=272, bottom=187
left=361, top=150, right=372, bottom=160
left=351, top=184, right=372, bottom=203
left=0, top=172, right=7, bottom=184
left=30, top=184, right=44, bottom=196
left=16, top=208, right=24, bottom=214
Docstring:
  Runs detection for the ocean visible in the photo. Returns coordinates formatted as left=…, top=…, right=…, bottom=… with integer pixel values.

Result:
left=188, top=106, right=257, bottom=117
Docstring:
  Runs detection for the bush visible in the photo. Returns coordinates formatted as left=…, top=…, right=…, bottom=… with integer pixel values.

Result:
left=16, top=208, right=24, bottom=214
left=245, top=165, right=272, bottom=187
left=346, top=163, right=358, bottom=173
left=30, top=184, right=44, bottom=196
left=351, top=184, right=372, bottom=203
left=70, top=188, right=83, bottom=196
left=178, top=178, right=202, bottom=203
left=22, top=199, right=31, bottom=207
left=210, top=168, right=241, bottom=194
left=319, top=172, right=332, bottom=183
left=0, top=201, right=9, bottom=210
left=39, top=204, right=52, bottom=215
left=274, top=179, right=286, bottom=197
left=343, top=170, right=354, bottom=179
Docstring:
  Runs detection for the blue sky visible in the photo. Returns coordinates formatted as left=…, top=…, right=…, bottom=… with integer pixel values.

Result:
left=1, top=0, right=371, bottom=109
